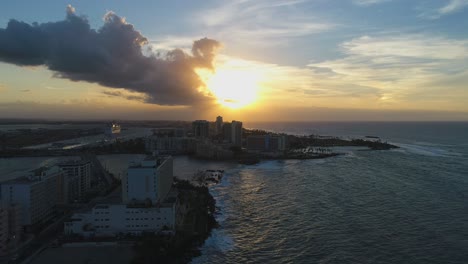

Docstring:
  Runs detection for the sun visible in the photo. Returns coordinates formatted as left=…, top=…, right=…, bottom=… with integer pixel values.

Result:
left=197, top=67, right=261, bottom=109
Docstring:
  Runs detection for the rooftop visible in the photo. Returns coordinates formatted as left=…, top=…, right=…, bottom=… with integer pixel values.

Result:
left=58, top=159, right=91, bottom=167
left=128, top=155, right=171, bottom=169
left=2, top=166, right=61, bottom=184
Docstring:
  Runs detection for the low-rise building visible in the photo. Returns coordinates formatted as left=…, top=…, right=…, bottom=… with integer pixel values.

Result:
left=195, top=141, right=234, bottom=160
left=64, top=200, right=176, bottom=237
left=151, top=128, right=186, bottom=138
left=247, top=134, right=288, bottom=152
left=145, top=136, right=196, bottom=155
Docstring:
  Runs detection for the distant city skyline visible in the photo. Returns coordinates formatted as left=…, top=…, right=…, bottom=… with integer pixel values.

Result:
left=1, top=0, right=467, bottom=121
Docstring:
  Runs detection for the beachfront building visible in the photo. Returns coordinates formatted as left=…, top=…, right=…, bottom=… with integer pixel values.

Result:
left=231, top=120, right=243, bottom=147
left=64, top=197, right=177, bottom=237
left=122, top=156, right=173, bottom=205
left=222, top=120, right=243, bottom=147
left=58, top=160, right=92, bottom=203
left=246, top=135, right=288, bottom=152
left=65, top=156, right=178, bottom=237
left=0, top=167, right=62, bottom=231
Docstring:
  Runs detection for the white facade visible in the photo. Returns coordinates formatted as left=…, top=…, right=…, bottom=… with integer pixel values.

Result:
left=64, top=203, right=176, bottom=237
left=123, top=156, right=173, bottom=205
left=0, top=167, right=62, bottom=227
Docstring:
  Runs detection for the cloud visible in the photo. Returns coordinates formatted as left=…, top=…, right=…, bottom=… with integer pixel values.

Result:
left=342, top=35, right=468, bottom=60
left=0, top=100, right=197, bottom=120
left=419, top=0, right=468, bottom=19
left=438, top=0, right=468, bottom=15
left=307, top=34, right=468, bottom=109
left=0, top=5, right=221, bottom=106
left=20, top=89, right=30, bottom=92
left=2, top=100, right=466, bottom=122
left=195, top=0, right=334, bottom=46
left=353, top=0, right=390, bottom=6
left=0, top=83, right=6, bottom=92
left=101, top=89, right=148, bottom=102
left=302, top=84, right=382, bottom=98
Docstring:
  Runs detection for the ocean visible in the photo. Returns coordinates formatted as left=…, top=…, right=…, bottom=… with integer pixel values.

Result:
left=1, top=122, right=467, bottom=263
left=192, top=122, right=468, bottom=264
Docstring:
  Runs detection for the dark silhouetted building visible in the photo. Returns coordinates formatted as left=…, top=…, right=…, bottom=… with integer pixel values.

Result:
left=215, top=116, right=223, bottom=135
left=192, top=120, right=210, bottom=138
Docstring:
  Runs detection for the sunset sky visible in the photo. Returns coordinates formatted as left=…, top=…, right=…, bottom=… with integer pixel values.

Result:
left=1, top=0, right=467, bottom=121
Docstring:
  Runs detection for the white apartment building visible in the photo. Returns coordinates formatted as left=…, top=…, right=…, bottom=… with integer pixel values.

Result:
left=0, top=166, right=62, bottom=229
left=123, top=156, right=173, bottom=205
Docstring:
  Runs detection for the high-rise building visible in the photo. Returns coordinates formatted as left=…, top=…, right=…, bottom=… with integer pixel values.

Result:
left=0, top=204, right=22, bottom=256
left=192, top=120, right=210, bottom=138
left=58, top=160, right=91, bottom=203
left=123, top=156, right=173, bottom=205
left=223, top=122, right=232, bottom=143
left=231, top=120, right=243, bottom=147
left=0, top=207, right=8, bottom=256
left=215, top=116, right=223, bottom=135
left=0, top=167, right=62, bottom=229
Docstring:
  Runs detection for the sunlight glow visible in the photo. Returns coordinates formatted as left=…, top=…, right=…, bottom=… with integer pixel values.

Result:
left=197, top=66, right=262, bottom=109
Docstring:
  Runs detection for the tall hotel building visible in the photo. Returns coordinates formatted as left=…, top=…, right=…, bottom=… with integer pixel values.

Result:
left=0, top=167, right=62, bottom=230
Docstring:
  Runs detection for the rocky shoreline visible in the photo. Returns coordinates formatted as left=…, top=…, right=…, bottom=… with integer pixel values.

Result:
left=131, top=178, right=218, bottom=264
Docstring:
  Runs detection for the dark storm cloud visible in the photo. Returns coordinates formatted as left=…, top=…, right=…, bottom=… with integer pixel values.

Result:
left=102, top=89, right=147, bottom=102
left=0, top=5, right=220, bottom=106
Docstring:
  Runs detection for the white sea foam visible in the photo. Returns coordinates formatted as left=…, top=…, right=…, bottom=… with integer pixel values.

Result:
left=204, top=229, right=234, bottom=252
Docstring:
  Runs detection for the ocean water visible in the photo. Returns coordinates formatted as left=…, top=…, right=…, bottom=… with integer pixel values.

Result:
left=193, top=122, right=468, bottom=264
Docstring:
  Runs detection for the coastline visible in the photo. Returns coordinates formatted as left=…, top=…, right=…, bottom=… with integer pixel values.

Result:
left=131, top=179, right=218, bottom=263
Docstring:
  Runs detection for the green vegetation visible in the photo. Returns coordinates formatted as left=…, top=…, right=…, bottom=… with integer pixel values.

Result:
left=84, top=138, right=147, bottom=154
left=0, top=128, right=102, bottom=149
